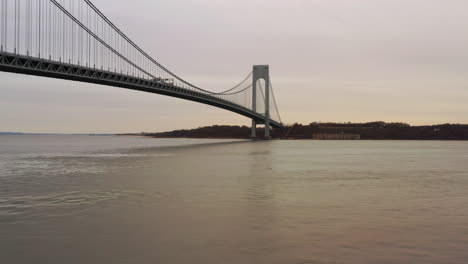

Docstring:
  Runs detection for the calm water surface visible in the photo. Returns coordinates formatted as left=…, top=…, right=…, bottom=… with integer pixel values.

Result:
left=1, top=135, right=467, bottom=264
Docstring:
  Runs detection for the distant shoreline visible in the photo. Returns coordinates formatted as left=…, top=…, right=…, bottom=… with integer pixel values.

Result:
left=144, top=136, right=468, bottom=141
left=133, top=122, right=468, bottom=140
left=4, top=121, right=468, bottom=140
left=0, top=133, right=115, bottom=136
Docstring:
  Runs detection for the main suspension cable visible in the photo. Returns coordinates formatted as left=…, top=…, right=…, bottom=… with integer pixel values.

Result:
left=269, top=77, right=283, bottom=124
left=220, top=84, right=252, bottom=95
left=82, top=0, right=252, bottom=96
left=218, top=71, right=252, bottom=94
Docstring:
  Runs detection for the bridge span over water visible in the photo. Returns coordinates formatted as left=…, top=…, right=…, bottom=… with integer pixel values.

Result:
left=0, top=0, right=282, bottom=137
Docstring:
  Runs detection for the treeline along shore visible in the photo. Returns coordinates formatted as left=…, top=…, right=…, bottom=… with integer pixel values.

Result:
left=125, top=122, right=468, bottom=140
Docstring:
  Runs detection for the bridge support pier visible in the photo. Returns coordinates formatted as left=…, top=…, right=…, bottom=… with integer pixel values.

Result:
left=264, top=74, right=270, bottom=139
left=251, top=120, right=256, bottom=138
left=252, top=65, right=271, bottom=139
left=251, top=65, right=257, bottom=138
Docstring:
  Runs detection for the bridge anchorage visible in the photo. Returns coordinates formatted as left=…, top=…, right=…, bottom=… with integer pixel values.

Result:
left=0, top=0, right=283, bottom=138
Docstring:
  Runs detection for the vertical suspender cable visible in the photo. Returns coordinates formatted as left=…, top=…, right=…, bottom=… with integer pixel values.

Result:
left=44, top=0, right=46, bottom=57
left=26, top=0, right=28, bottom=54
left=44, top=0, right=47, bottom=57
left=23, top=0, right=26, bottom=53
left=13, top=0, right=16, bottom=53
left=87, top=3, right=89, bottom=66
left=28, top=0, right=31, bottom=54
left=17, top=0, right=19, bottom=54
left=30, top=0, right=32, bottom=55
left=69, top=0, right=71, bottom=62
left=1, top=0, right=4, bottom=51
left=79, top=0, right=82, bottom=64
left=107, top=23, right=109, bottom=70
left=66, top=0, right=69, bottom=62
left=93, top=8, right=96, bottom=67
left=62, top=0, right=64, bottom=60
left=94, top=8, right=96, bottom=67
left=1, top=0, right=3, bottom=51
left=54, top=1, right=56, bottom=60
left=26, top=0, right=28, bottom=53
left=29, top=0, right=35, bottom=56
left=66, top=0, right=68, bottom=62
left=99, top=14, right=103, bottom=68
left=49, top=1, right=51, bottom=58
left=71, top=0, right=74, bottom=63
left=77, top=0, right=80, bottom=64
left=28, top=0, right=33, bottom=55
left=38, top=0, right=41, bottom=57
left=58, top=0, right=61, bottom=61
left=6, top=0, right=9, bottom=51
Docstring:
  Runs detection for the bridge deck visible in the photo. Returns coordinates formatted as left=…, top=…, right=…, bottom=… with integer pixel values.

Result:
left=0, top=51, right=282, bottom=129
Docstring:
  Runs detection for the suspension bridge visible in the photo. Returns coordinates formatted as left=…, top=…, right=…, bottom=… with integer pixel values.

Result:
left=0, top=0, right=283, bottom=138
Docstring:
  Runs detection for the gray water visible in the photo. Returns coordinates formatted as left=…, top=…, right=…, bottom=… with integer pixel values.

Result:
left=0, top=135, right=467, bottom=264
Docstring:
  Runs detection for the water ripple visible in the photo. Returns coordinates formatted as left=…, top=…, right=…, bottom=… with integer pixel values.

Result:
left=0, top=189, right=168, bottom=220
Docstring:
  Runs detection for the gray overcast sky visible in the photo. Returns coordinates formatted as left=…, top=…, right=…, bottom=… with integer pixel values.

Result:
left=1, top=0, right=467, bottom=133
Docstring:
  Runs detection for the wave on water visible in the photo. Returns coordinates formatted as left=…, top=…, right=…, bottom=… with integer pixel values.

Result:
left=0, top=152, right=173, bottom=179
left=12, top=152, right=173, bottom=159
left=0, top=189, right=169, bottom=221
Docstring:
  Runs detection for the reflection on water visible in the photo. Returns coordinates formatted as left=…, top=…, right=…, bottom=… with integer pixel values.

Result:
left=1, top=136, right=468, bottom=264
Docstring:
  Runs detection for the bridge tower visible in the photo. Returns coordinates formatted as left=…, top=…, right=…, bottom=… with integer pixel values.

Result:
left=251, top=65, right=270, bottom=139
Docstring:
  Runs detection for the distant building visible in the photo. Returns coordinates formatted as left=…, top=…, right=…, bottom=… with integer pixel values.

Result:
left=312, top=133, right=360, bottom=140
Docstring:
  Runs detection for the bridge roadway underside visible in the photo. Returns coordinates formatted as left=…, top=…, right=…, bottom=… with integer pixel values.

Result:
left=0, top=52, right=282, bottom=129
